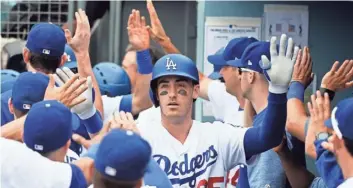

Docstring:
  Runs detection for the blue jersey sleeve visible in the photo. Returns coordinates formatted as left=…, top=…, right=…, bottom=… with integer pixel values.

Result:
left=69, top=164, right=87, bottom=188
left=315, top=140, right=344, bottom=188
left=143, top=159, right=173, bottom=188
left=244, top=93, right=287, bottom=159
left=119, top=94, right=133, bottom=113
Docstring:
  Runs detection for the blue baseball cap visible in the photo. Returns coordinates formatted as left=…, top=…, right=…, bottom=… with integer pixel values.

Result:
left=227, top=41, right=271, bottom=73
left=26, top=23, right=66, bottom=57
left=1, top=80, right=16, bottom=93
left=207, top=47, right=226, bottom=66
left=62, top=45, right=77, bottom=69
left=24, top=100, right=73, bottom=154
left=11, top=72, right=49, bottom=112
left=324, top=98, right=353, bottom=140
left=95, top=129, right=152, bottom=182
left=223, top=37, right=258, bottom=63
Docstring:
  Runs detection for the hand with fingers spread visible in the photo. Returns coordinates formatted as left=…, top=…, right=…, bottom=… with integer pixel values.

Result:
left=146, top=0, right=168, bottom=43
left=127, top=9, right=150, bottom=51
left=321, top=60, right=353, bottom=91
left=55, top=67, right=95, bottom=120
left=110, top=111, right=140, bottom=134
left=260, top=34, right=299, bottom=94
left=291, top=47, right=314, bottom=88
left=72, top=119, right=112, bottom=149
left=44, top=74, right=88, bottom=108
left=65, top=9, right=91, bottom=54
left=307, top=91, right=332, bottom=136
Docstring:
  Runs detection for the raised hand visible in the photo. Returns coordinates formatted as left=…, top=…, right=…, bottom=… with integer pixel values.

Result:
left=72, top=119, right=112, bottom=149
left=65, top=9, right=91, bottom=54
left=44, top=73, right=87, bottom=108
left=110, top=111, right=140, bottom=134
left=307, top=91, right=331, bottom=135
left=146, top=0, right=168, bottom=43
left=321, top=60, right=353, bottom=91
left=55, top=67, right=95, bottom=119
left=260, top=34, right=299, bottom=94
left=291, top=47, right=314, bottom=88
left=127, top=9, right=150, bottom=51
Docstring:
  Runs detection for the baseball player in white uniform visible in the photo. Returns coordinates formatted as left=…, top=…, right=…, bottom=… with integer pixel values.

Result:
left=136, top=32, right=295, bottom=187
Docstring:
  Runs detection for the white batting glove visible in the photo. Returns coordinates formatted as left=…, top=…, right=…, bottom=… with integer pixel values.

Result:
left=55, top=67, right=96, bottom=120
left=260, top=34, right=299, bottom=94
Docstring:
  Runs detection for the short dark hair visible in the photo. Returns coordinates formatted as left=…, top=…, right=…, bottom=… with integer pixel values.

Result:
left=125, top=44, right=165, bottom=65
left=93, top=169, right=139, bottom=188
left=13, top=107, right=27, bottom=119
left=28, top=52, right=61, bottom=74
left=343, top=137, right=353, bottom=157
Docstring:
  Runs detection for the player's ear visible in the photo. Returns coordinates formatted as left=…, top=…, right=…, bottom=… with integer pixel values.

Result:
left=60, top=53, right=68, bottom=67
left=8, top=98, right=14, bottom=115
left=192, top=84, right=200, bottom=100
left=22, top=48, right=30, bottom=64
left=247, top=72, right=255, bottom=84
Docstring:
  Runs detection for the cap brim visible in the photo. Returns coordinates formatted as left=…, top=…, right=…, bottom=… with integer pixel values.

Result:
left=226, top=59, right=243, bottom=68
left=324, top=119, right=333, bottom=129
left=207, top=54, right=227, bottom=66
left=208, top=72, right=222, bottom=80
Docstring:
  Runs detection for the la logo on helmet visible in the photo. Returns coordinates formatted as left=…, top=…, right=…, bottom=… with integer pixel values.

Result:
left=166, top=57, right=177, bottom=70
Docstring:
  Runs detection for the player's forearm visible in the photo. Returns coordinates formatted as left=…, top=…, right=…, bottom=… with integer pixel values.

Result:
left=131, top=74, right=153, bottom=115
left=76, top=52, right=104, bottom=118
left=286, top=82, right=308, bottom=142
left=277, top=148, right=315, bottom=188
left=158, top=37, right=181, bottom=54
left=244, top=93, right=287, bottom=158
left=0, top=115, right=26, bottom=141
left=305, top=124, right=317, bottom=159
left=131, top=50, right=154, bottom=115
left=315, top=140, right=344, bottom=188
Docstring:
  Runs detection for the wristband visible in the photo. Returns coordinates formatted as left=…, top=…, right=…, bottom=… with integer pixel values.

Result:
left=137, top=49, right=153, bottom=74
left=82, top=111, right=103, bottom=134
left=287, top=81, right=305, bottom=102
left=319, top=88, right=335, bottom=101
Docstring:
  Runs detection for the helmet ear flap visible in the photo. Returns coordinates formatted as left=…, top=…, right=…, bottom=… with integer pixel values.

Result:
left=150, top=81, right=159, bottom=107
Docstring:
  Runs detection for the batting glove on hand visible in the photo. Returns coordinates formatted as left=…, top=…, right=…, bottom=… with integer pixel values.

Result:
left=55, top=67, right=96, bottom=120
left=260, top=34, right=299, bottom=94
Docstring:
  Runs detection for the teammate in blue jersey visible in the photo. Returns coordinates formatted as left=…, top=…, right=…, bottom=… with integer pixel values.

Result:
left=221, top=35, right=299, bottom=188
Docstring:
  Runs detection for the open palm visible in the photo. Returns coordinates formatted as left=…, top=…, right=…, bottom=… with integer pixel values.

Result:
left=127, top=9, right=150, bottom=51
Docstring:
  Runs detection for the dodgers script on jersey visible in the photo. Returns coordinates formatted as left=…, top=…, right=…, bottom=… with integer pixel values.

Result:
left=137, top=120, right=251, bottom=188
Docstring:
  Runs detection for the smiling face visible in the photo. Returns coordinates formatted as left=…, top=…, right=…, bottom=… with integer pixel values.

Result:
left=156, top=75, right=199, bottom=120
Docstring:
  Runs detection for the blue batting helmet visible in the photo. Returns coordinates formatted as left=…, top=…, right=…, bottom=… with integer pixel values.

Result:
left=1, top=69, right=20, bottom=93
left=150, top=54, right=199, bottom=107
left=62, top=45, right=77, bottom=71
left=93, top=62, right=131, bottom=97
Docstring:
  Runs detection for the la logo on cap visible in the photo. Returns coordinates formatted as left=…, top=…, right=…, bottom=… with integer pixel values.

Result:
left=166, top=57, right=177, bottom=70
left=248, top=60, right=253, bottom=66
